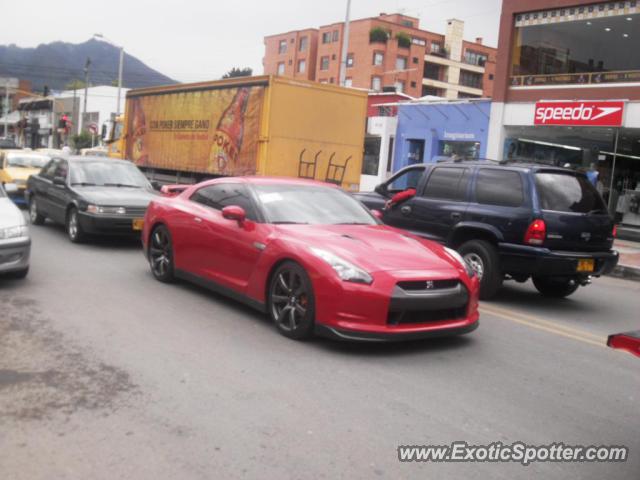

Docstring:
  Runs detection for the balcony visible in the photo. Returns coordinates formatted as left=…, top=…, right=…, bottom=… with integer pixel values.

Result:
left=424, top=53, right=485, bottom=74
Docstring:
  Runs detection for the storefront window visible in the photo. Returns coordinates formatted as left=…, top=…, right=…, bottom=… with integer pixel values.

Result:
left=438, top=140, right=480, bottom=159
left=362, top=136, right=382, bottom=176
left=511, top=11, right=640, bottom=86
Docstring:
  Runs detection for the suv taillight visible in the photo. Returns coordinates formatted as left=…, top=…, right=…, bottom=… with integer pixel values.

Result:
left=613, top=224, right=618, bottom=238
left=524, top=219, right=546, bottom=246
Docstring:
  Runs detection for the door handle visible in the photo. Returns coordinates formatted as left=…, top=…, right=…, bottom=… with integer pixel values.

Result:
left=450, top=212, right=461, bottom=221
left=194, top=217, right=202, bottom=223
left=400, top=205, right=412, bottom=216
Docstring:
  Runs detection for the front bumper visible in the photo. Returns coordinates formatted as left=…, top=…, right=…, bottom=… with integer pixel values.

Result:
left=78, top=212, right=144, bottom=236
left=0, top=237, right=31, bottom=274
left=499, top=243, right=619, bottom=277
left=312, top=268, right=480, bottom=342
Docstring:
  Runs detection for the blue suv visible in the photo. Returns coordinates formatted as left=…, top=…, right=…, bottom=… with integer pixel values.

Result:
left=355, top=161, right=619, bottom=299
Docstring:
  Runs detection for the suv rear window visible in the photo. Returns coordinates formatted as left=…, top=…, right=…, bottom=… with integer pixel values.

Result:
left=423, top=167, right=469, bottom=201
left=475, top=169, right=524, bottom=207
left=535, top=172, right=607, bottom=214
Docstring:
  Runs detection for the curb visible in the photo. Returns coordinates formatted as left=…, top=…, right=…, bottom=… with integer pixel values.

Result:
left=608, top=264, right=640, bottom=282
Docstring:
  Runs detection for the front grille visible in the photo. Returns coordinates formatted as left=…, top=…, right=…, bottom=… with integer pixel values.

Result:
left=123, top=207, right=147, bottom=216
left=397, top=279, right=459, bottom=291
left=388, top=307, right=467, bottom=325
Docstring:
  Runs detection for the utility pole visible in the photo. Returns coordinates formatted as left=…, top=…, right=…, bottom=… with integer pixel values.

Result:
left=83, top=57, right=91, bottom=131
left=339, top=0, right=352, bottom=87
left=3, top=81, right=9, bottom=138
left=116, top=46, right=124, bottom=115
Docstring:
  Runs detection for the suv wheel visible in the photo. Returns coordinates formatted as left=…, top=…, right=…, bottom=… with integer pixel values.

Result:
left=532, top=277, right=579, bottom=298
left=459, top=240, right=503, bottom=300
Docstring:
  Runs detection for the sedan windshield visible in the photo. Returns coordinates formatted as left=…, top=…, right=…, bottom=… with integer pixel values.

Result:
left=254, top=184, right=377, bottom=225
left=70, top=161, right=150, bottom=188
left=6, top=154, right=50, bottom=168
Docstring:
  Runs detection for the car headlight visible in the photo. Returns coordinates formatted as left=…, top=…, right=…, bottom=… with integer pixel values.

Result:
left=310, top=247, right=373, bottom=284
left=0, top=225, right=29, bottom=240
left=86, top=205, right=127, bottom=215
left=444, top=247, right=475, bottom=278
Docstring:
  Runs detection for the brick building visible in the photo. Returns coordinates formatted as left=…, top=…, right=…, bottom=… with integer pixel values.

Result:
left=263, top=13, right=496, bottom=99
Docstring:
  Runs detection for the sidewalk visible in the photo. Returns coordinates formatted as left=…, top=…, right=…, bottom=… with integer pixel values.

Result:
left=611, top=239, right=640, bottom=282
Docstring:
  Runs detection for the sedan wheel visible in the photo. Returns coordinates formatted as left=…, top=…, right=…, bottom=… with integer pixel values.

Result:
left=29, top=197, right=45, bottom=225
left=149, top=226, right=174, bottom=282
left=268, top=262, right=315, bottom=340
left=66, top=208, right=86, bottom=243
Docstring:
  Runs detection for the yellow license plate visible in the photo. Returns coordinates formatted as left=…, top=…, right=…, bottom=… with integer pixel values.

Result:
left=132, top=218, right=144, bottom=231
left=577, top=259, right=594, bottom=272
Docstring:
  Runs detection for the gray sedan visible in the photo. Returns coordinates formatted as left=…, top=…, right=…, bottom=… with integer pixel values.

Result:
left=0, top=183, right=30, bottom=278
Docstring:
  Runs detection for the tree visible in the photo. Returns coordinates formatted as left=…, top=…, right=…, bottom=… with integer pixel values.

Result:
left=222, top=67, right=253, bottom=79
left=396, top=32, right=411, bottom=49
left=70, top=131, right=93, bottom=150
left=369, top=27, right=390, bottom=44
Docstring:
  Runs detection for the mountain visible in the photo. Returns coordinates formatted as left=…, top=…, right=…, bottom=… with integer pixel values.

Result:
left=0, top=39, right=177, bottom=92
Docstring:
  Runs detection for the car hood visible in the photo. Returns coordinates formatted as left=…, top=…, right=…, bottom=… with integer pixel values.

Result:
left=276, top=224, right=459, bottom=273
left=73, top=186, right=157, bottom=207
left=0, top=197, right=26, bottom=227
left=4, top=167, right=40, bottom=182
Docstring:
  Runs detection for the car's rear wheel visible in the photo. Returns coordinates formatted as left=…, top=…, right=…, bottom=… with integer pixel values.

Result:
left=29, top=196, right=45, bottom=225
left=268, top=261, right=315, bottom=340
left=458, top=240, right=503, bottom=300
left=532, top=277, right=579, bottom=298
left=66, top=207, right=86, bottom=243
left=149, top=225, right=174, bottom=282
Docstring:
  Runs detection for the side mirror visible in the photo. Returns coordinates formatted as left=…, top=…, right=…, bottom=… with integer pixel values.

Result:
left=374, top=183, right=389, bottom=197
left=53, top=176, right=66, bottom=187
left=222, top=205, right=246, bottom=224
left=151, top=180, right=162, bottom=191
left=372, top=209, right=384, bottom=220
left=3, top=182, right=18, bottom=194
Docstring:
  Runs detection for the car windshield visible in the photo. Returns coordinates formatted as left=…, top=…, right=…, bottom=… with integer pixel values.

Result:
left=70, top=161, right=150, bottom=188
left=535, top=172, right=607, bottom=214
left=254, top=184, right=377, bottom=225
left=6, top=154, right=50, bottom=168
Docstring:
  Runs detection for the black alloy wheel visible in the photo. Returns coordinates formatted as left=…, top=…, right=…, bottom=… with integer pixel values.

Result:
left=29, top=196, right=45, bottom=225
left=268, top=261, right=315, bottom=340
left=149, top=225, right=175, bottom=282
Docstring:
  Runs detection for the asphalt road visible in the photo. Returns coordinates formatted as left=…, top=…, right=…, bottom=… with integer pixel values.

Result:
left=1, top=219, right=638, bottom=480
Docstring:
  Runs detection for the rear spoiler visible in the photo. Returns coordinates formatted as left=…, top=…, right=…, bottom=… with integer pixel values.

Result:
left=607, top=330, right=640, bottom=358
left=160, top=184, right=190, bottom=196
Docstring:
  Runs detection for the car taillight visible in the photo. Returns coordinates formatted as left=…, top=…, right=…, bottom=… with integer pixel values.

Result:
left=524, top=219, right=546, bottom=246
left=613, top=224, right=618, bottom=238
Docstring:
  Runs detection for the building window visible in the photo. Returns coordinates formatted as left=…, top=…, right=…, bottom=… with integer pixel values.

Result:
left=395, top=80, right=406, bottom=93
left=371, top=76, right=382, bottom=91
left=320, top=56, right=330, bottom=70
left=299, top=36, right=308, bottom=52
left=412, top=57, right=419, bottom=64
left=401, top=20, right=414, bottom=28
left=459, top=70, right=483, bottom=89
left=510, top=10, right=640, bottom=86
left=346, top=53, right=354, bottom=68
left=387, top=136, right=395, bottom=172
left=373, top=51, right=384, bottom=66
left=396, top=56, right=408, bottom=71
left=411, top=37, right=426, bottom=47
left=345, top=78, right=353, bottom=87
left=332, top=30, right=339, bottom=42
left=423, top=62, right=442, bottom=80
left=422, top=85, right=442, bottom=97
left=489, top=73, right=494, bottom=80
left=277, top=62, right=285, bottom=75
left=464, top=50, right=488, bottom=67
left=430, top=42, right=443, bottom=55
left=298, top=59, right=306, bottom=73
left=278, top=40, right=287, bottom=54
left=362, top=136, right=382, bottom=176
left=322, top=32, right=331, bottom=44
left=410, top=81, right=417, bottom=88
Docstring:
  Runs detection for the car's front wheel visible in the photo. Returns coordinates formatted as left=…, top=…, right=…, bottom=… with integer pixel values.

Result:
left=29, top=196, right=45, bottom=225
left=458, top=239, right=503, bottom=300
left=268, top=261, right=315, bottom=340
left=66, top=207, right=86, bottom=243
left=532, top=277, right=579, bottom=298
left=148, top=225, right=175, bottom=282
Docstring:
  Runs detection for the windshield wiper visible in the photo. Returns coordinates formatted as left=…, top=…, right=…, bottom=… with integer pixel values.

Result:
left=104, top=183, right=142, bottom=188
left=272, top=221, right=310, bottom=225
left=71, top=182, right=97, bottom=186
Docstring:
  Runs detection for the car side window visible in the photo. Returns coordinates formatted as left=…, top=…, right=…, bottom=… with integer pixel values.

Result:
left=40, top=160, right=59, bottom=179
left=54, top=160, right=69, bottom=180
left=387, top=167, right=424, bottom=192
left=190, top=183, right=258, bottom=221
left=422, top=167, right=469, bottom=201
left=475, top=169, right=524, bottom=207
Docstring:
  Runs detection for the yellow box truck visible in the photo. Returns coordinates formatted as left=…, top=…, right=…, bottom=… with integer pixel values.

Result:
left=107, top=75, right=367, bottom=191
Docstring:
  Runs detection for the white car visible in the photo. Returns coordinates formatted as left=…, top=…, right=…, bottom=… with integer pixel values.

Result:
left=0, top=183, right=30, bottom=278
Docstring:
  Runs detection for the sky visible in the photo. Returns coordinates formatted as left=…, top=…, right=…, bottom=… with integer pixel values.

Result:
left=1, top=0, right=503, bottom=83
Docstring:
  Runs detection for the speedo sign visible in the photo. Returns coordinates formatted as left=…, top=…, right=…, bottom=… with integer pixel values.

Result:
left=534, top=101, right=625, bottom=127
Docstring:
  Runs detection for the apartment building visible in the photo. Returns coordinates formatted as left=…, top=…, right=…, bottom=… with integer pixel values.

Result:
left=263, top=13, right=496, bottom=99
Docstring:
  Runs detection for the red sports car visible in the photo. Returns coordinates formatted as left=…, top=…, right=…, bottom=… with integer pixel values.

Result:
left=142, top=177, right=480, bottom=341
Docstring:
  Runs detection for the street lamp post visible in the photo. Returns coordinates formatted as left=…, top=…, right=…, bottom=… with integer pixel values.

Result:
left=339, top=0, right=352, bottom=87
left=93, top=34, right=124, bottom=115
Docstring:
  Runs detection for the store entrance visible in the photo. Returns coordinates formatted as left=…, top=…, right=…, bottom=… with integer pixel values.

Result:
left=504, top=126, right=640, bottom=227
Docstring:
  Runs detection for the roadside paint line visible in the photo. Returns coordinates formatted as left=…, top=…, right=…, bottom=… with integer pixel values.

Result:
left=481, top=304, right=604, bottom=342
left=479, top=307, right=607, bottom=349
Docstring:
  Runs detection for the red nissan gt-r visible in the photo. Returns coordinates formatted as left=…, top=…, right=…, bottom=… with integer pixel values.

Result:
left=142, top=177, right=480, bottom=341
